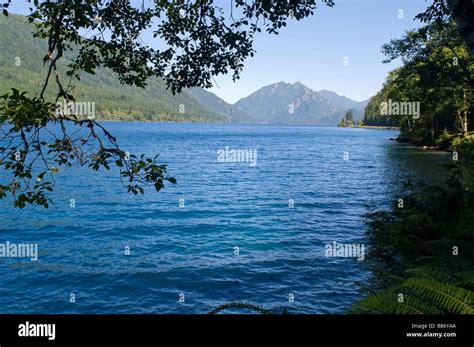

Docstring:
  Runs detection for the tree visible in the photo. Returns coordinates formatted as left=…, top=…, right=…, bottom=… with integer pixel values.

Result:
left=416, top=0, right=474, bottom=55
left=364, top=20, right=473, bottom=144
left=382, top=21, right=473, bottom=137
left=362, top=86, right=399, bottom=127
left=345, top=110, right=354, bottom=124
left=0, top=0, right=335, bottom=208
left=338, top=109, right=354, bottom=127
left=356, top=0, right=474, bottom=316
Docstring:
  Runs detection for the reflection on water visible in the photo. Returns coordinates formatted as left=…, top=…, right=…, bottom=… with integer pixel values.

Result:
left=384, top=144, right=451, bottom=194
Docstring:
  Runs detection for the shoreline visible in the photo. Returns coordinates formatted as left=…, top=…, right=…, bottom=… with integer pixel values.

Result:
left=391, top=136, right=452, bottom=152
left=339, top=125, right=400, bottom=130
left=95, top=119, right=401, bottom=129
left=355, top=125, right=399, bottom=130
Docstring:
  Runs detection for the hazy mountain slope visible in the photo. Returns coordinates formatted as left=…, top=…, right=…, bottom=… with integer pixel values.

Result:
left=319, top=90, right=369, bottom=121
left=187, top=88, right=253, bottom=123
left=318, top=90, right=368, bottom=111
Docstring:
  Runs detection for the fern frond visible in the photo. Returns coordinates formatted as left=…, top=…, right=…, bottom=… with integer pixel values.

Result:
left=403, top=278, right=474, bottom=314
left=351, top=289, right=436, bottom=314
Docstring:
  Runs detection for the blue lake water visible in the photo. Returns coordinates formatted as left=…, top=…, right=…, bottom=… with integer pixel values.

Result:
left=0, top=123, right=450, bottom=313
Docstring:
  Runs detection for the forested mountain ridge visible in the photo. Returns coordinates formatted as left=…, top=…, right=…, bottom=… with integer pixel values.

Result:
left=0, top=14, right=240, bottom=122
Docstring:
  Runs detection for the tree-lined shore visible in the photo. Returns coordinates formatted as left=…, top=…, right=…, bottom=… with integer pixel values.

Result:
left=353, top=2, right=474, bottom=314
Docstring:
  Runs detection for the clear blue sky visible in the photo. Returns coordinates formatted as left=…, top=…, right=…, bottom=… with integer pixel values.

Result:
left=8, top=0, right=431, bottom=103
left=209, top=0, right=430, bottom=103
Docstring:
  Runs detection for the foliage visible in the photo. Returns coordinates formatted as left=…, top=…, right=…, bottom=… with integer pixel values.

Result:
left=362, top=85, right=400, bottom=127
left=363, top=20, right=473, bottom=144
left=352, top=278, right=474, bottom=314
left=0, top=0, right=334, bottom=208
left=0, top=15, right=228, bottom=123
left=354, top=139, right=474, bottom=314
left=337, top=109, right=355, bottom=127
left=1, top=0, right=334, bottom=93
left=415, top=0, right=474, bottom=55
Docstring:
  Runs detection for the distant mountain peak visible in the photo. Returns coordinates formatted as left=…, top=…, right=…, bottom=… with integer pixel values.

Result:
left=318, top=89, right=337, bottom=94
left=234, top=81, right=370, bottom=126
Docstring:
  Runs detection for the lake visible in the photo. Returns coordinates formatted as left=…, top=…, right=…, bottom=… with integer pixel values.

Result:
left=0, top=123, right=451, bottom=313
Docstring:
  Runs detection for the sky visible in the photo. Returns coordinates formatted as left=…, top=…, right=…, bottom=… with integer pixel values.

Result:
left=208, top=0, right=430, bottom=103
left=8, top=0, right=431, bottom=104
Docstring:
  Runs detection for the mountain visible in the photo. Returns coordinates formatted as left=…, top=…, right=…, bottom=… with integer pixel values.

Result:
left=235, top=81, right=369, bottom=126
left=0, top=14, right=369, bottom=126
left=187, top=88, right=254, bottom=123
left=0, top=14, right=245, bottom=122
left=317, top=89, right=369, bottom=121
